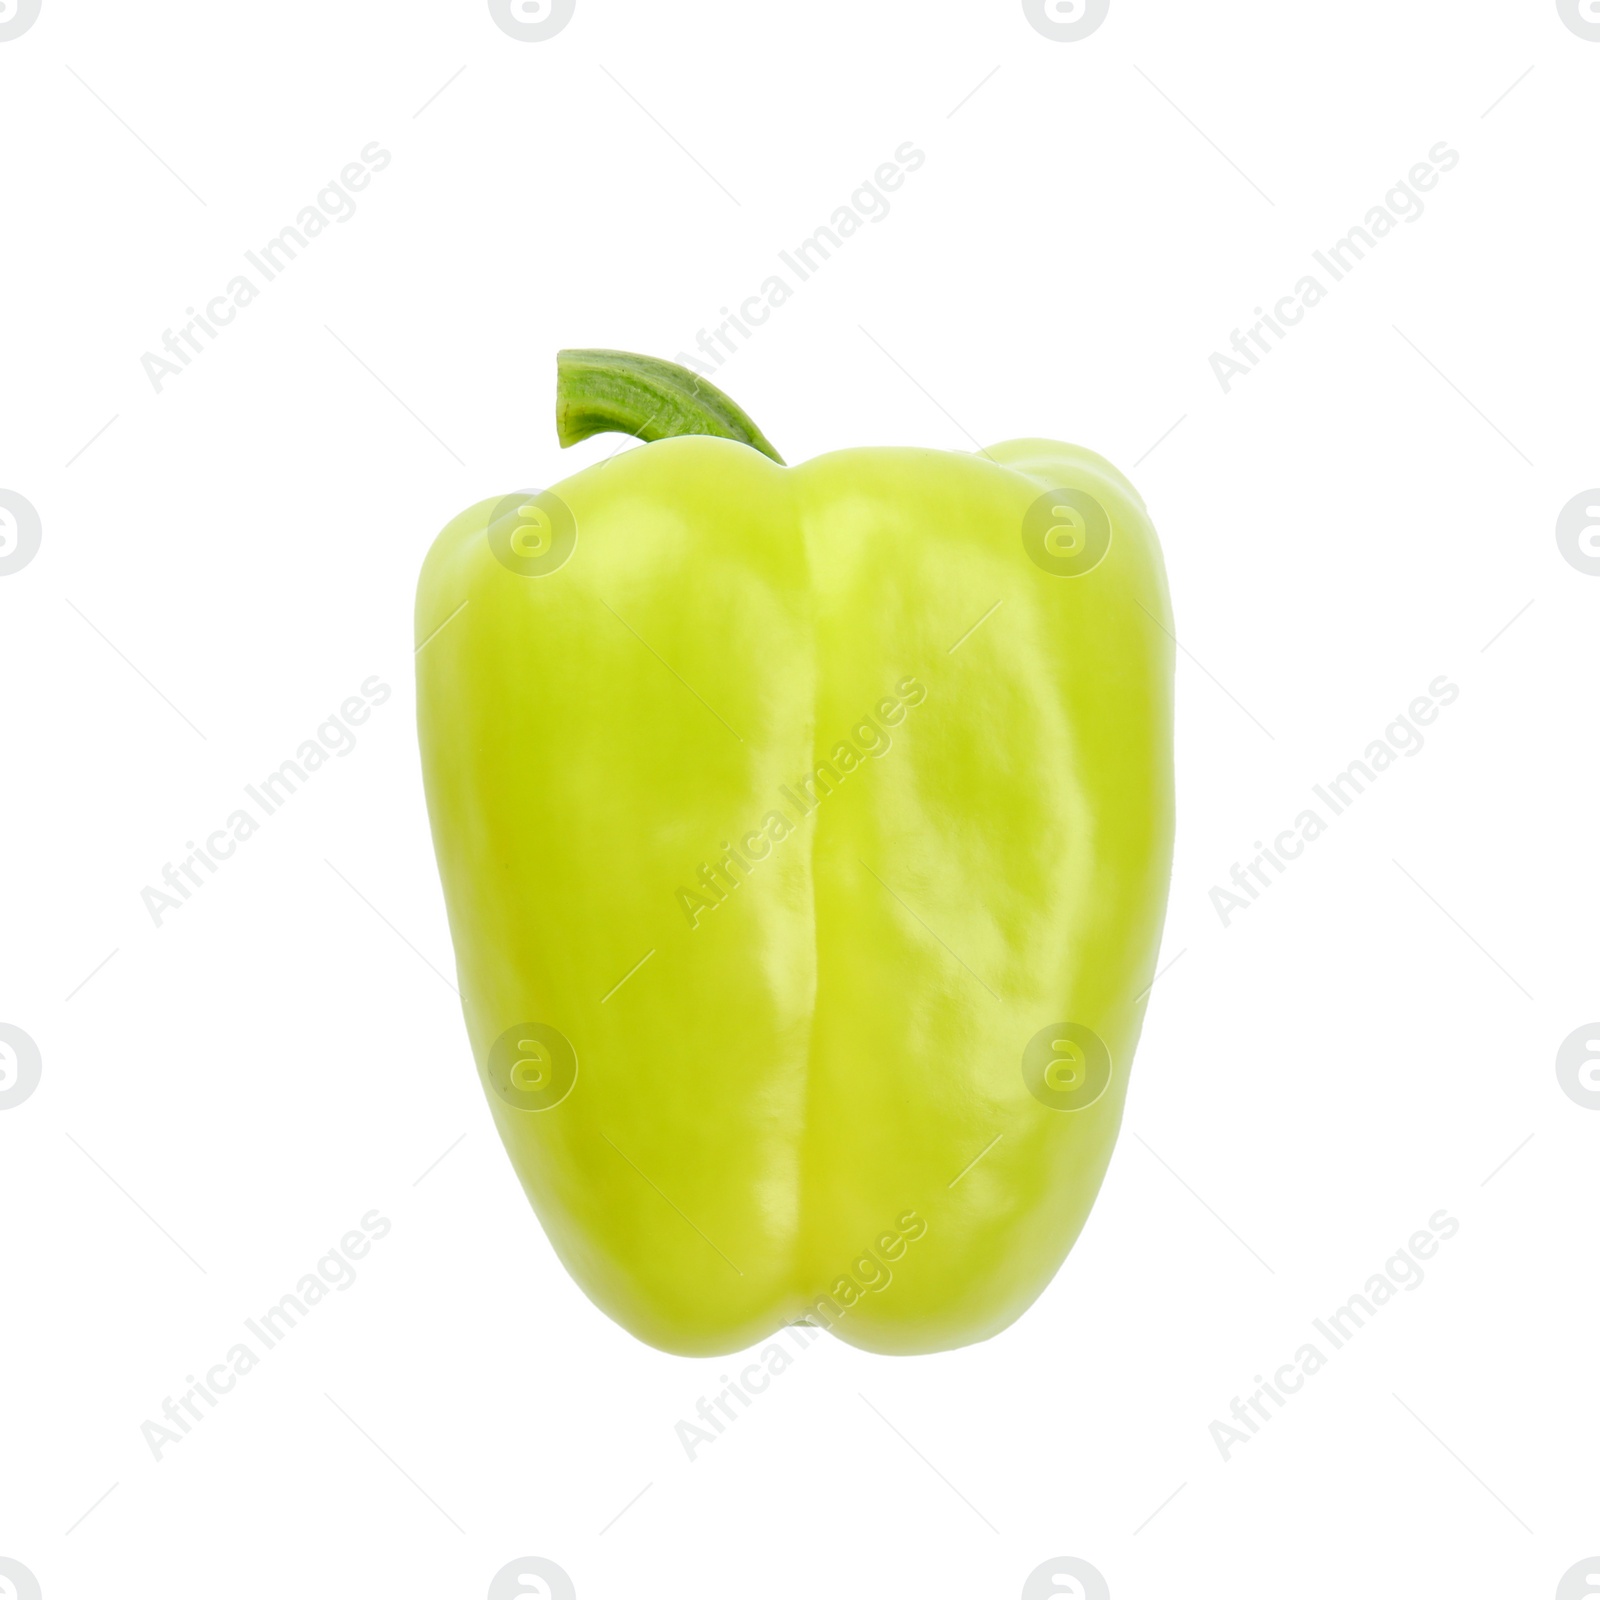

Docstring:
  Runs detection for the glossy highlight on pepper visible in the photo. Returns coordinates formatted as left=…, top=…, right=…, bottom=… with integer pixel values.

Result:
left=415, top=349, right=1174, bottom=1356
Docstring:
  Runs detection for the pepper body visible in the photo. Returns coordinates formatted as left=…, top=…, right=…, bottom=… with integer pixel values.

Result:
left=417, top=402, right=1173, bottom=1356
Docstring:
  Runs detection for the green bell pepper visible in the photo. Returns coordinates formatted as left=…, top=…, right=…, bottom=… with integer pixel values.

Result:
left=415, top=349, right=1174, bottom=1356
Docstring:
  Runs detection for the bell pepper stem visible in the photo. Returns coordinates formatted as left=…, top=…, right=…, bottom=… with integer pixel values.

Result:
left=555, top=348, right=785, bottom=464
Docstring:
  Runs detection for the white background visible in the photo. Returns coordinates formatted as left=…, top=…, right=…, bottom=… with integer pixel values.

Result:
left=2, top=2, right=1598, bottom=1596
